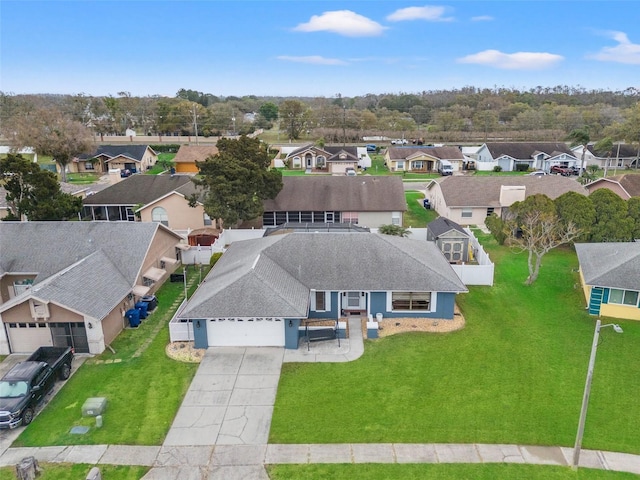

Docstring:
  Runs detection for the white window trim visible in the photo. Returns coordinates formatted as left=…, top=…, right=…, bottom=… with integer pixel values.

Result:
left=386, top=291, right=436, bottom=313
left=311, top=291, right=328, bottom=312
left=608, top=288, right=640, bottom=307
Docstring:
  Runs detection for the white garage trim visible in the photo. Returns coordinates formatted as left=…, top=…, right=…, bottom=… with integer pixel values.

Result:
left=6, top=322, right=53, bottom=353
left=207, top=317, right=285, bottom=347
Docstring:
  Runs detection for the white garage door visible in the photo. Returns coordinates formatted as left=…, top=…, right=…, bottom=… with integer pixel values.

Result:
left=6, top=322, right=53, bottom=353
left=207, top=318, right=285, bottom=347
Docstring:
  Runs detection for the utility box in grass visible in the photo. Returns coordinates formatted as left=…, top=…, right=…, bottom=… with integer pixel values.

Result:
left=82, top=397, right=107, bottom=417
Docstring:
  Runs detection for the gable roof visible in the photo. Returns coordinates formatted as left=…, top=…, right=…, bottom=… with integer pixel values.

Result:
left=77, top=145, right=156, bottom=162
left=82, top=174, right=193, bottom=205
left=430, top=176, right=587, bottom=207
left=387, top=146, right=464, bottom=161
left=262, top=176, right=407, bottom=212
left=608, top=174, right=640, bottom=197
left=173, top=145, right=219, bottom=164
left=177, top=233, right=467, bottom=319
left=285, top=144, right=360, bottom=162
left=0, top=222, right=179, bottom=319
left=427, top=217, right=468, bottom=237
left=586, top=144, right=640, bottom=159
left=575, top=243, right=640, bottom=291
left=484, top=142, right=574, bottom=160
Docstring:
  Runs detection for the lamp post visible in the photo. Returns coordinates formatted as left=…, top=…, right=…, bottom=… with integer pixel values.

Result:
left=572, top=319, right=623, bottom=470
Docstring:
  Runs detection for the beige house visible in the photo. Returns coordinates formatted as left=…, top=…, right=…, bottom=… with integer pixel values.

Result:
left=385, top=146, right=465, bottom=173
left=72, top=145, right=158, bottom=174
left=585, top=175, right=640, bottom=200
left=427, top=176, right=588, bottom=226
left=0, top=222, right=182, bottom=354
left=138, top=186, right=215, bottom=232
left=283, top=144, right=360, bottom=174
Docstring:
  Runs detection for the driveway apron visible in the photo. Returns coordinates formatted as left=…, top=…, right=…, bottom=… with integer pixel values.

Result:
left=163, top=347, right=283, bottom=447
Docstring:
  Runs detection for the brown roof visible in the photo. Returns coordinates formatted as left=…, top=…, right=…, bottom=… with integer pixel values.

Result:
left=173, top=145, right=219, bottom=164
left=263, top=176, right=407, bottom=212
left=82, top=174, right=193, bottom=205
left=608, top=174, right=640, bottom=197
left=387, top=146, right=464, bottom=160
left=485, top=142, right=574, bottom=159
left=434, top=176, right=588, bottom=207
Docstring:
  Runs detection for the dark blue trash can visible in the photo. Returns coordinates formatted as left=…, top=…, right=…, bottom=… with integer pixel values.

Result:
left=126, top=309, right=141, bottom=327
left=135, top=302, right=149, bottom=319
left=141, top=295, right=158, bottom=311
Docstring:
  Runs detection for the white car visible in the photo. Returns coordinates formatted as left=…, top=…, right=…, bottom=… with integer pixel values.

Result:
left=345, top=168, right=357, bottom=176
left=391, top=139, right=408, bottom=145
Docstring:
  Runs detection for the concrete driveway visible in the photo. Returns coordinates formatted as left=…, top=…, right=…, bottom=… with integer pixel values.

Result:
left=163, top=347, right=283, bottom=447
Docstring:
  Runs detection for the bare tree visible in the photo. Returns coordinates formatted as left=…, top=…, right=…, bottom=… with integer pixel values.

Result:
left=10, top=108, right=93, bottom=182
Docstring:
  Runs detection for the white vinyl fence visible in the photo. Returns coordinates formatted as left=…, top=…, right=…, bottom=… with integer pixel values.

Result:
left=169, top=299, right=194, bottom=342
left=450, top=228, right=494, bottom=286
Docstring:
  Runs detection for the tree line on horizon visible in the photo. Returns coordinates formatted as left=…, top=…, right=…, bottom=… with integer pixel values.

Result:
left=1, top=85, right=640, bottom=146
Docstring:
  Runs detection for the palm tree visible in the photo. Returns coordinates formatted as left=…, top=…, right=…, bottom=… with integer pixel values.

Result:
left=567, top=128, right=590, bottom=176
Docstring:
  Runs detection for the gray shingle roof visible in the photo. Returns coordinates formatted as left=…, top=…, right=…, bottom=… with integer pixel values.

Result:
left=178, top=232, right=467, bottom=319
left=387, top=146, right=464, bottom=160
left=586, top=144, right=640, bottom=158
left=78, top=145, right=155, bottom=162
left=427, top=217, right=468, bottom=237
left=575, top=242, right=640, bottom=291
left=0, top=222, right=171, bottom=319
left=262, top=176, right=407, bottom=212
left=433, top=176, right=587, bottom=207
left=485, top=142, right=574, bottom=159
left=82, top=174, right=193, bottom=205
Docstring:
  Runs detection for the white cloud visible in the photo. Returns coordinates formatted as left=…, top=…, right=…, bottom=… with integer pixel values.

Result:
left=292, top=10, right=386, bottom=37
left=589, top=31, right=640, bottom=65
left=457, top=49, right=564, bottom=70
left=387, top=5, right=453, bottom=22
left=277, top=55, right=348, bottom=66
left=471, top=15, right=493, bottom=22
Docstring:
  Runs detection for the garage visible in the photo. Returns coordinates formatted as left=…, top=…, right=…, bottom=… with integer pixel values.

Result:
left=206, top=317, right=285, bottom=347
left=6, top=322, right=53, bottom=353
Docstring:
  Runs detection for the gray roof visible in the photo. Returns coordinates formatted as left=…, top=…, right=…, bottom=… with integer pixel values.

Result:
left=77, top=145, right=156, bottom=162
left=0, top=222, right=171, bottom=319
left=575, top=243, right=640, bottom=291
left=286, top=144, right=360, bottom=163
left=262, top=176, right=407, bottom=212
left=431, top=176, right=587, bottom=207
left=485, top=142, right=574, bottom=159
left=178, top=233, right=467, bottom=319
left=82, top=174, right=193, bottom=205
left=427, top=217, right=468, bottom=238
left=387, top=146, right=464, bottom=161
left=586, top=143, right=640, bottom=159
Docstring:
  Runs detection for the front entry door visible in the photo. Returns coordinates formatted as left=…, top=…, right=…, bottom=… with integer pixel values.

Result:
left=342, top=292, right=365, bottom=312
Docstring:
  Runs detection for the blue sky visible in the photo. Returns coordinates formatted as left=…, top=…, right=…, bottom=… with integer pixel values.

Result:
left=1, top=1, right=639, bottom=98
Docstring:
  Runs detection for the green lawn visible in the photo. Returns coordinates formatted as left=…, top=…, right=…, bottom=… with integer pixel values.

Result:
left=268, top=464, right=638, bottom=480
left=0, top=464, right=148, bottom=480
left=66, top=172, right=100, bottom=184
left=146, top=152, right=176, bottom=174
left=270, top=234, right=640, bottom=454
left=12, top=266, right=206, bottom=447
left=404, top=190, right=438, bottom=228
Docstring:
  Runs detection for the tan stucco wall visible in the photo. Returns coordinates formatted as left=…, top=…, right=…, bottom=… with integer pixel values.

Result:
left=1, top=301, right=32, bottom=324
left=136, top=227, right=182, bottom=292
left=140, top=194, right=207, bottom=231
left=356, top=211, right=397, bottom=228
left=600, top=303, right=640, bottom=321
left=101, top=300, right=129, bottom=345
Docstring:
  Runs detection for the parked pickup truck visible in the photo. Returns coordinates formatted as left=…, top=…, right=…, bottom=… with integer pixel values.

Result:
left=0, top=346, right=74, bottom=429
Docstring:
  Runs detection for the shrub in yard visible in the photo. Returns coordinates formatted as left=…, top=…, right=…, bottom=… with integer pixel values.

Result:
left=515, top=164, right=529, bottom=172
left=485, top=213, right=507, bottom=245
left=493, top=166, right=502, bottom=172
left=209, top=252, right=223, bottom=267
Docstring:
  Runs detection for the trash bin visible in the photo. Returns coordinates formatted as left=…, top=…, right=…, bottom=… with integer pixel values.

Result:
left=125, top=309, right=141, bottom=328
left=135, top=302, right=149, bottom=319
left=141, top=295, right=158, bottom=311
left=423, top=198, right=430, bottom=209
left=170, top=273, right=184, bottom=282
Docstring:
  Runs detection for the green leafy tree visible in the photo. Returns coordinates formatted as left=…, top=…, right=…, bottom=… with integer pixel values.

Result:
left=378, top=224, right=411, bottom=237
left=10, top=108, right=93, bottom=182
left=485, top=213, right=507, bottom=245
left=567, top=127, right=590, bottom=175
left=0, top=154, right=82, bottom=221
left=589, top=188, right=634, bottom=242
left=627, top=197, right=640, bottom=240
left=258, top=102, right=279, bottom=122
left=554, top=191, right=595, bottom=242
left=190, top=136, right=282, bottom=226
left=593, top=137, right=614, bottom=175
left=279, top=100, right=310, bottom=140
left=506, top=194, right=581, bottom=284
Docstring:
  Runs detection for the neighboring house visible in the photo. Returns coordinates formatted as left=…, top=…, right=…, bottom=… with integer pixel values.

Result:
left=176, top=232, right=468, bottom=349
left=72, top=145, right=158, bottom=174
left=261, top=176, right=407, bottom=228
left=584, top=174, right=640, bottom=200
left=475, top=142, right=579, bottom=172
left=0, top=222, right=182, bottom=354
left=571, top=143, right=640, bottom=170
left=575, top=242, right=640, bottom=320
left=173, top=145, right=218, bottom=174
left=0, top=188, right=9, bottom=220
left=283, top=144, right=360, bottom=174
left=427, top=176, right=587, bottom=226
left=81, top=174, right=193, bottom=222
left=426, top=217, right=471, bottom=264
left=385, top=146, right=465, bottom=173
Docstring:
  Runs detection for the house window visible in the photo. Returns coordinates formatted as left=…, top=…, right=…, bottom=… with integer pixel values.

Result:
left=608, top=289, right=639, bottom=306
left=300, top=211, right=312, bottom=222
left=262, top=212, right=276, bottom=226
left=292, top=156, right=301, bottom=168
left=461, top=208, right=473, bottom=218
left=392, top=212, right=401, bottom=226
left=143, top=277, right=155, bottom=287
left=275, top=212, right=287, bottom=224
left=203, top=213, right=212, bottom=226
left=396, top=161, right=405, bottom=170
left=287, top=211, right=301, bottom=222
left=316, top=156, right=326, bottom=168
left=85, top=162, right=95, bottom=170
left=315, top=291, right=326, bottom=311
left=152, top=207, right=169, bottom=227
left=392, top=292, right=431, bottom=311
left=412, top=161, right=423, bottom=170
left=342, top=212, right=358, bottom=224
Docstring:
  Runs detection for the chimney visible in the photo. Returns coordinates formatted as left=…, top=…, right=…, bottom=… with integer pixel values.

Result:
left=108, top=168, right=123, bottom=185
left=499, top=185, right=526, bottom=206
